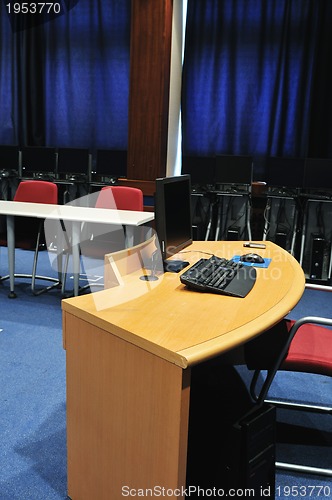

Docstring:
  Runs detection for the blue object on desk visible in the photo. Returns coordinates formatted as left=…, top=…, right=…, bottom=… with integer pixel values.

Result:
left=232, top=255, right=271, bottom=268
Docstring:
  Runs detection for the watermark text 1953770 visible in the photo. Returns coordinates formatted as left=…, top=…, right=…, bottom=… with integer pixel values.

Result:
left=4, top=1, right=80, bottom=31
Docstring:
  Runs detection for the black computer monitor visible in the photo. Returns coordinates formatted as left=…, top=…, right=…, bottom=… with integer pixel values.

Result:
left=266, top=157, right=305, bottom=188
left=21, top=146, right=56, bottom=176
left=57, top=147, right=90, bottom=177
left=303, top=158, right=332, bottom=189
left=181, top=155, right=215, bottom=187
left=94, top=149, right=127, bottom=178
left=215, top=155, right=253, bottom=185
left=155, top=174, right=193, bottom=271
left=0, top=145, right=20, bottom=171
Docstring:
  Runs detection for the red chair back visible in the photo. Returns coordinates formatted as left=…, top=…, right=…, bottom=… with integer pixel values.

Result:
left=14, top=180, right=58, bottom=205
left=96, top=186, right=143, bottom=211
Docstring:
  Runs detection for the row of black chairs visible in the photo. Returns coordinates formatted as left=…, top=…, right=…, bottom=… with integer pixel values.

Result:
left=3, top=149, right=332, bottom=195
left=183, top=155, right=332, bottom=195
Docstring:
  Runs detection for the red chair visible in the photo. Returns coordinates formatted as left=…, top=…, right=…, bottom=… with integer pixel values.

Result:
left=81, top=186, right=144, bottom=249
left=0, top=180, right=61, bottom=295
left=62, top=186, right=145, bottom=293
left=96, top=185, right=144, bottom=211
left=14, top=179, right=58, bottom=205
left=249, top=290, right=332, bottom=477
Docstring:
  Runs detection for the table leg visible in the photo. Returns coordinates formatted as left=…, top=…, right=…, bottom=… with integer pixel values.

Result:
left=125, top=225, right=134, bottom=247
left=71, top=220, right=81, bottom=296
left=7, top=214, right=16, bottom=298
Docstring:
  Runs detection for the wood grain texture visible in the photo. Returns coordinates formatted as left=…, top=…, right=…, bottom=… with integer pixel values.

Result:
left=63, top=241, right=305, bottom=368
left=127, top=0, right=173, bottom=180
left=65, top=313, right=190, bottom=500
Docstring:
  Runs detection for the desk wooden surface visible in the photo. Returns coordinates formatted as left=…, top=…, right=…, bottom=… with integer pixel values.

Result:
left=62, top=240, right=305, bottom=368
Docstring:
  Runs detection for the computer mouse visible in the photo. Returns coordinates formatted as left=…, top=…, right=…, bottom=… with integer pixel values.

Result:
left=240, top=253, right=265, bottom=264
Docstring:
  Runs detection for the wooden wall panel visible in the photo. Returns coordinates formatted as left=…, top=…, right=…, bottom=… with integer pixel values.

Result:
left=127, top=0, right=173, bottom=181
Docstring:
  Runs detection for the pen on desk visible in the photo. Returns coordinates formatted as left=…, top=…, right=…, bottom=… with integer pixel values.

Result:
left=243, top=242, right=266, bottom=249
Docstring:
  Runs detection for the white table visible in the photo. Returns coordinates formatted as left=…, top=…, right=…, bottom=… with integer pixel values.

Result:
left=0, top=200, right=154, bottom=297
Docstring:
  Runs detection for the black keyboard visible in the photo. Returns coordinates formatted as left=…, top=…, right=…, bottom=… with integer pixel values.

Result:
left=180, top=255, right=256, bottom=298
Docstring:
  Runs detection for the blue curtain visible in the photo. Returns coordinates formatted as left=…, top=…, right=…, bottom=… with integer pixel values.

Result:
left=0, top=5, right=19, bottom=144
left=0, top=0, right=131, bottom=149
left=182, top=0, right=332, bottom=175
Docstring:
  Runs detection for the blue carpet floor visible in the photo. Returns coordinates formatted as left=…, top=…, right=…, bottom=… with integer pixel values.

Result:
left=0, top=248, right=66, bottom=499
left=0, top=247, right=331, bottom=499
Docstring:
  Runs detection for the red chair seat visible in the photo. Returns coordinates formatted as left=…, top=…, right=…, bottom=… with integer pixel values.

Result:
left=282, top=319, right=332, bottom=377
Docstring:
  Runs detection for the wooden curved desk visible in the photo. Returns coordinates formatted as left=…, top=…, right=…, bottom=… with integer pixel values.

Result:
left=62, top=241, right=305, bottom=499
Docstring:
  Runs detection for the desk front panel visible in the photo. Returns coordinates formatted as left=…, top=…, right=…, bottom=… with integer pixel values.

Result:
left=64, top=312, right=190, bottom=499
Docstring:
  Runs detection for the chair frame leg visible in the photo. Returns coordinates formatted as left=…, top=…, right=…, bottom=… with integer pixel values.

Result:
left=249, top=316, right=332, bottom=479
left=31, top=221, right=61, bottom=295
left=276, top=461, right=332, bottom=477
left=0, top=220, right=61, bottom=296
left=267, top=398, right=332, bottom=475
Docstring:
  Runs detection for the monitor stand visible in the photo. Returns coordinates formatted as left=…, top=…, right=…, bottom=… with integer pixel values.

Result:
left=163, top=259, right=190, bottom=273
left=140, top=256, right=190, bottom=280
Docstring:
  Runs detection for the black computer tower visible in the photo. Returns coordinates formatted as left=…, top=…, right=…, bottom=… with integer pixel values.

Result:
left=309, top=233, right=330, bottom=280
left=275, top=231, right=287, bottom=249
left=224, top=404, right=276, bottom=496
left=227, top=226, right=241, bottom=240
left=186, top=361, right=276, bottom=498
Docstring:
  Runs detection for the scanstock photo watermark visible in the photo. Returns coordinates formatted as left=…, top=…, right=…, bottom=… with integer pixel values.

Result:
left=4, top=0, right=80, bottom=31
left=121, top=485, right=273, bottom=497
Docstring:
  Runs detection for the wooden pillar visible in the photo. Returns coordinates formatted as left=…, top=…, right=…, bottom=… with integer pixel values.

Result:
left=127, top=0, right=173, bottom=181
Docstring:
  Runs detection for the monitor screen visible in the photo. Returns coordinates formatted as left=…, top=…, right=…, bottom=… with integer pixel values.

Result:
left=182, top=155, right=215, bottom=186
left=0, top=145, right=20, bottom=170
left=57, top=147, right=90, bottom=174
left=267, top=157, right=305, bottom=188
left=155, top=175, right=193, bottom=262
left=215, top=155, right=253, bottom=185
left=304, top=158, right=332, bottom=189
left=95, top=149, right=127, bottom=177
left=21, top=146, right=56, bottom=173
